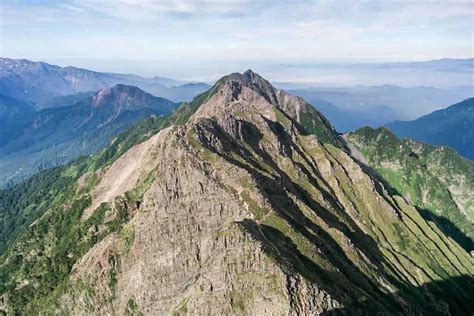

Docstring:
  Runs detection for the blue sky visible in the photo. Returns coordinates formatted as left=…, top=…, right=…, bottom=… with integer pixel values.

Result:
left=1, top=0, right=473, bottom=80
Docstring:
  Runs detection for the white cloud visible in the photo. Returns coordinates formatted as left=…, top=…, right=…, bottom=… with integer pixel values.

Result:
left=69, top=0, right=261, bottom=20
left=0, top=0, right=472, bottom=68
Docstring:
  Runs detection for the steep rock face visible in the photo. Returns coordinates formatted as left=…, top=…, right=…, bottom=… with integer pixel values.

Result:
left=65, top=119, right=342, bottom=314
left=1, top=71, right=473, bottom=315
left=55, top=72, right=474, bottom=315
left=193, top=70, right=345, bottom=149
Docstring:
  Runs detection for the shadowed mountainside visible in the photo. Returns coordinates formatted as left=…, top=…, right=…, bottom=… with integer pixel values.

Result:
left=0, top=70, right=472, bottom=315
left=346, top=127, right=474, bottom=252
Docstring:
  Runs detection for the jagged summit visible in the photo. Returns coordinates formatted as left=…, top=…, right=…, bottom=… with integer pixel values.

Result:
left=218, top=69, right=265, bottom=83
left=191, top=70, right=345, bottom=148
left=223, top=69, right=269, bottom=86
left=1, top=68, right=473, bottom=315
left=211, top=69, right=280, bottom=106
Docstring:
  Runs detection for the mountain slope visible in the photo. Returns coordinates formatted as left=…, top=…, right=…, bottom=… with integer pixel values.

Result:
left=0, top=94, right=37, bottom=146
left=0, top=93, right=36, bottom=116
left=192, top=70, right=345, bottom=149
left=386, top=97, right=474, bottom=160
left=0, top=58, right=209, bottom=104
left=42, top=91, right=96, bottom=108
left=346, top=127, right=474, bottom=251
left=0, top=71, right=472, bottom=315
left=0, top=85, right=178, bottom=187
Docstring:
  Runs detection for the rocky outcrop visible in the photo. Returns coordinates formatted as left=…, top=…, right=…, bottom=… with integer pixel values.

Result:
left=62, top=71, right=474, bottom=315
left=2, top=71, right=472, bottom=315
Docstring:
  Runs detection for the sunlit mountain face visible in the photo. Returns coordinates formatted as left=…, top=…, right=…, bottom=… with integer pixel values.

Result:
left=0, top=0, right=473, bottom=314
left=0, top=70, right=472, bottom=315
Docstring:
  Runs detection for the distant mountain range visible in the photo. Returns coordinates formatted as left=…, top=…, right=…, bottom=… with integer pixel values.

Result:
left=0, top=84, right=178, bottom=187
left=288, top=91, right=399, bottom=132
left=289, top=85, right=473, bottom=132
left=0, top=58, right=213, bottom=187
left=358, top=58, right=474, bottom=73
left=385, top=98, right=474, bottom=160
left=0, top=58, right=210, bottom=105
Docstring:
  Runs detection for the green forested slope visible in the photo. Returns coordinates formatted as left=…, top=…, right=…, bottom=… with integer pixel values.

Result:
left=347, top=127, right=474, bottom=251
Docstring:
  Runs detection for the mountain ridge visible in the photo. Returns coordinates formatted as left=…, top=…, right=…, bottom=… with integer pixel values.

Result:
left=0, top=71, right=473, bottom=315
left=0, top=58, right=209, bottom=104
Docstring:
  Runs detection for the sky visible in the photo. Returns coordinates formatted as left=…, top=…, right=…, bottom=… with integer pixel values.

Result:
left=0, top=0, right=473, bottom=81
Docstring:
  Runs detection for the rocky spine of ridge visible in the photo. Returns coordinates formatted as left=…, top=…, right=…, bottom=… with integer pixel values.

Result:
left=2, top=71, right=473, bottom=315
left=192, top=69, right=345, bottom=149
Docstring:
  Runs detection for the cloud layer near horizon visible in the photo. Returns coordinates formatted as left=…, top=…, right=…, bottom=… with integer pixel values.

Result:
left=1, top=0, right=472, bottom=78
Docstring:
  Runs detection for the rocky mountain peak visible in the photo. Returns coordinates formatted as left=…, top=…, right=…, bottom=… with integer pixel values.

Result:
left=219, top=69, right=266, bottom=85
left=189, top=70, right=283, bottom=127
left=1, top=66, right=473, bottom=315
left=213, top=69, right=279, bottom=106
left=190, top=70, right=345, bottom=149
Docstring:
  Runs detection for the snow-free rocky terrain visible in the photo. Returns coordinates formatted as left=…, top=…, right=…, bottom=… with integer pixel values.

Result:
left=0, top=71, right=473, bottom=315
